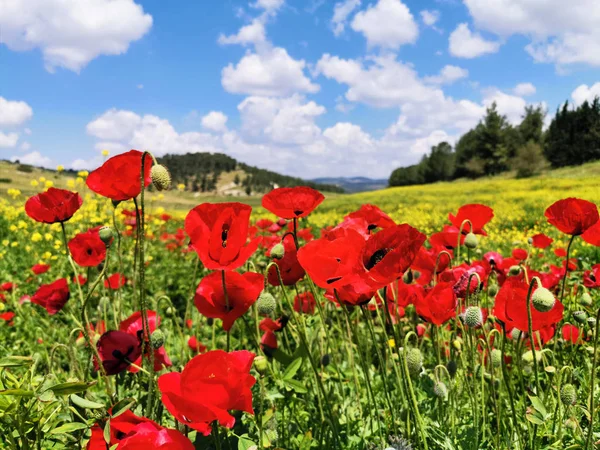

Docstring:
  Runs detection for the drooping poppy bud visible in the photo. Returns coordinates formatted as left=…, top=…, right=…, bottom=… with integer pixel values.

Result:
left=433, top=381, right=448, bottom=400
left=256, top=292, right=277, bottom=316
left=151, top=164, right=171, bottom=191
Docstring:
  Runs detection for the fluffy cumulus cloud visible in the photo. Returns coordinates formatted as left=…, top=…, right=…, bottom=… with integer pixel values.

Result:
left=463, top=0, right=600, bottom=67
left=0, top=132, right=19, bottom=148
left=571, top=83, right=600, bottom=106
left=218, top=19, right=266, bottom=46
left=0, top=0, right=152, bottom=72
left=331, top=0, right=361, bottom=37
left=11, top=151, right=53, bottom=168
left=420, top=10, right=440, bottom=27
left=251, top=0, right=285, bottom=13
left=351, top=0, right=418, bottom=49
left=201, top=111, right=229, bottom=133
left=513, top=82, right=536, bottom=97
left=425, top=65, right=469, bottom=85
left=482, top=89, right=527, bottom=125
left=0, top=97, right=33, bottom=127
left=449, top=23, right=501, bottom=58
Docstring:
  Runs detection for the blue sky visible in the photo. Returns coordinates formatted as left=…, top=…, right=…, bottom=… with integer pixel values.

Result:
left=2, top=0, right=600, bottom=178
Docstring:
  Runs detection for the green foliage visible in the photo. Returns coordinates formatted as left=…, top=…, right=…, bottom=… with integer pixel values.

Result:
left=511, top=141, right=548, bottom=178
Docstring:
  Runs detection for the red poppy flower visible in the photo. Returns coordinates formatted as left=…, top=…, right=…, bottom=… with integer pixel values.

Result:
left=105, top=274, right=127, bottom=290
left=562, top=324, right=581, bottom=344
left=545, top=198, right=599, bottom=236
left=31, top=278, right=70, bottom=315
left=411, top=247, right=452, bottom=285
left=344, top=204, right=395, bottom=233
left=531, top=233, right=553, bottom=249
left=262, top=186, right=324, bottom=219
left=158, top=350, right=256, bottom=435
left=120, top=311, right=172, bottom=372
left=294, top=292, right=316, bottom=314
left=429, top=226, right=462, bottom=249
left=267, top=234, right=305, bottom=286
left=493, top=278, right=564, bottom=333
left=31, top=264, right=50, bottom=275
left=77, top=320, right=106, bottom=346
left=450, top=265, right=486, bottom=299
left=73, top=275, right=88, bottom=286
left=69, top=228, right=106, bottom=267
left=96, top=331, right=142, bottom=375
left=25, top=187, right=82, bottom=224
left=188, top=336, right=207, bottom=354
left=185, top=203, right=259, bottom=271
left=325, top=279, right=377, bottom=307
left=1, top=282, right=15, bottom=292
left=448, top=204, right=494, bottom=235
left=86, top=150, right=153, bottom=201
left=584, top=264, right=600, bottom=288
left=387, top=280, right=425, bottom=308
left=414, top=282, right=457, bottom=325
left=512, top=248, right=528, bottom=261
left=582, top=220, right=600, bottom=246
left=195, top=271, right=264, bottom=332
left=0, top=311, right=15, bottom=324
left=256, top=219, right=274, bottom=230
left=260, top=317, right=286, bottom=351
left=554, top=248, right=567, bottom=258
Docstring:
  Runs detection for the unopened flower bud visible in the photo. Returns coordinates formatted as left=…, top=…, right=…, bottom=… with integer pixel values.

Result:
left=588, top=317, right=597, bottom=328
left=98, top=226, right=114, bottom=246
left=403, top=269, right=413, bottom=284
left=464, top=232, right=478, bottom=249
left=491, top=349, right=502, bottom=367
left=522, top=350, right=541, bottom=365
left=433, top=381, right=448, bottom=400
left=406, top=348, right=422, bottom=377
left=150, top=329, right=165, bottom=349
left=270, top=243, right=285, bottom=260
left=573, top=311, right=588, bottom=324
left=257, top=292, right=277, bottom=316
left=321, top=353, right=331, bottom=367
left=464, top=306, right=483, bottom=328
left=446, top=360, right=457, bottom=378
left=254, top=355, right=268, bottom=375
left=508, top=265, right=521, bottom=276
left=488, top=284, right=499, bottom=297
left=560, top=384, right=577, bottom=405
left=165, top=307, right=174, bottom=317
left=580, top=292, right=593, bottom=306
left=150, top=164, right=171, bottom=191
left=532, top=287, right=555, bottom=312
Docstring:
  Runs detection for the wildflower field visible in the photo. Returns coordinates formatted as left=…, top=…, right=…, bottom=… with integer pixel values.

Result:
left=2, top=152, right=600, bottom=450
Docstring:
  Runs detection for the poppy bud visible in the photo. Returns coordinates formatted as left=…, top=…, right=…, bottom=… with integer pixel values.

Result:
left=560, top=384, right=577, bottom=405
left=150, top=329, right=165, bottom=349
left=588, top=317, right=597, bottom=328
left=321, top=353, right=331, bottom=367
left=573, top=311, right=588, bottom=324
left=452, top=339, right=462, bottom=351
left=150, top=164, right=171, bottom=191
left=254, top=355, right=268, bottom=375
left=522, top=350, right=541, bottom=365
left=508, top=265, right=521, bottom=276
left=464, top=306, right=483, bottom=328
left=97, top=296, right=110, bottom=311
left=527, top=237, right=533, bottom=245
left=491, top=349, right=502, bottom=367
left=98, top=226, right=114, bottom=247
left=464, top=232, right=478, bottom=249
left=257, top=292, right=277, bottom=316
left=488, top=284, right=499, bottom=297
left=433, top=381, right=448, bottom=400
left=270, top=243, right=285, bottom=260
left=580, top=292, right=593, bottom=306
left=165, top=307, right=174, bottom=317
left=403, top=269, right=413, bottom=284
left=446, top=360, right=457, bottom=378
left=532, top=287, right=555, bottom=312
left=406, top=348, right=422, bottom=377
left=511, top=328, right=525, bottom=340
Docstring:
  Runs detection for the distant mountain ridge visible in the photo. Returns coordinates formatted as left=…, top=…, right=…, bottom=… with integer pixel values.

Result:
left=311, top=177, right=388, bottom=193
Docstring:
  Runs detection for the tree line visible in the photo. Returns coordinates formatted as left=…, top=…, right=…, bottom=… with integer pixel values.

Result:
left=389, top=97, right=600, bottom=187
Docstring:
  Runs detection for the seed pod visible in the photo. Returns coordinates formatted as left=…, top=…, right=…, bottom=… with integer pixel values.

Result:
left=464, top=306, right=483, bottom=328
left=98, top=226, right=115, bottom=246
left=254, top=355, right=268, bottom=375
left=488, top=284, right=499, bottom=297
left=560, top=384, right=577, bottom=406
left=491, top=349, right=502, bottom=368
left=508, top=265, right=522, bottom=276
left=464, top=232, right=478, bottom=249
left=580, top=292, right=593, bottom=306
left=573, top=311, right=588, bottom=324
left=433, top=381, right=448, bottom=400
left=406, top=348, right=423, bottom=377
left=256, top=292, right=277, bottom=316
left=150, top=329, right=165, bottom=349
left=270, top=243, right=285, bottom=260
left=150, top=164, right=171, bottom=191
left=446, top=360, right=458, bottom=378
left=532, top=287, right=556, bottom=313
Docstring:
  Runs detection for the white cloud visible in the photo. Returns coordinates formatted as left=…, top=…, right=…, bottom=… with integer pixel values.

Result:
left=0, top=97, right=33, bottom=127
left=449, top=23, right=501, bottom=58
left=420, top=10, right=440, bottom=27
left=572, top=83, right=600, bottom=106
left=331, top=0, right=361, bottom=37
left=324, top=122, right=373, bottom=153
left=222, top=47, right=319, bottom=97
left=11, top=151, right=52, bottom=168
left=0, top=0, right=152, bottom=72
left=0, top=132, right=19, bottom=148
left=20, top=142, right=31, bottom=151
left=409, top=130, right=454, bottom=155
left=483, top=89, right=527, bottom=125
left=201, top=111, right=229, bottom=133
left=351, top=0, right=418, bottom=49
left=86, top=109, right=142, bottom=140
left=513, top=82, right=536, bottom=97
left=463, top=0, right=600, bottom=67
left=218, top=19, right=266, bottom=46
left=251, top=0, right=285, bottom=13
left=425, top=65, right=468, bottom=85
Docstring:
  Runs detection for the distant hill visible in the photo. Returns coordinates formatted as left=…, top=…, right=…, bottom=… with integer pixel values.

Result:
left=311, top=177, right=388, bottom=193
left=159, top=153, right=344, bottom=195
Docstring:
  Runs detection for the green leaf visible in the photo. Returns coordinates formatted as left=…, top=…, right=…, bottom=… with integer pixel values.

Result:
left=237, top=434, right=256, bottom=450
left=104, top=418, right=111, bottom=445
left=0, top=356, right=33, bottom=368
left=283, top=357, right=303, bottom=381
left=0, top=389, right=34, bottom=397
left=284, top=379, right=308, bottom=394
left=526, top=413, right=545, bottom=425
left=110, top=398, right=136, bottom=418
left=49, top=422, right=89, bottom=435
left=529, top=395, right=548, bottom=417
left=70, top=394, right=104, bottom=409
left=47, top=381, right=96, bottom=395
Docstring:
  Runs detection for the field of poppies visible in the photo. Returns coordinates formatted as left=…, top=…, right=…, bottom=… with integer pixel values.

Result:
left=2, top=150, right=600, bottom=450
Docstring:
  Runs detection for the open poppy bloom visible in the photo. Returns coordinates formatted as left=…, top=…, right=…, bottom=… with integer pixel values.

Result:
left=260, top=317, right=287, bottom=351
left=262, top=186, right=324, bottom=219
left=194, top=271, right=264, bottom=331
left=562, top=324, right=581, bottom=344
left=267, top=234, right=305, bottom=286
left=69, top=228, right=106, bottom=267
left=448, top=204, right=494, bottom=235
left=531, top=233, right=553, bottom=249
left=96, top=331, right=142, bottom=375
left=120, top=311, right=172, bottom=372
left=414, top=282, right=457, bottom=325
left=545, top=198, right=599, bottom=236
left=185, top=202, right=259, bottom=271
left=105, top=273, right=127, bottom=290
left=86, top=149, right=153, bottom=202
left=31, top=278, right=70, bottom=315
left=0, top=312, right=15, bottom=325
left=344, top=204, right=396, bottom=233
left=31, top=264, right=50, bottom=275
left=1, top=282, right=15, bottom=292
left=158, top=350, right=256, bottom=435
left=584, top=264, right=600, bottom=288
left=187, top=336, right=207, bottom=354
left=294, top=292, right=316, bottom=314
left=582, top=220, right=600, bottom=246
left=25, top=188, right=82, bottom=224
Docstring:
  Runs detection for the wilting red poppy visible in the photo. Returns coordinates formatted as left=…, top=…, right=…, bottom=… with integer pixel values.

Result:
left=344, top=204, right=395, bottom=233
left=493, top=278, right=564, bottom=333
left=69, top=228, right=106, bottom=267
left=120, top=311, right=172, bottom=372
left=31, top=264, right=50, bottom=275
left=158, top=350, right=256, bottom=435
left=188, top=336, right=207, bottom=354
left=87, top=150, right=153, bottom=202
left=96, top=331, right=142, bottom=375
left=562, top=324, right=581, bottom=344
left=262, top=186, right=324, bottom=219
left=25, top=188, right=82, bottom=224
left=185, top=203, right=259, bottom=271
left=531, top=233, right=553, bottom=249
left=194, top=271, right=264, bottom=331
left=31, top=278, right=70, bottom=315
left=448, top=204, right=494, bottom=235
left=584, top=264, right=600, bottom=288
left=105, top=274, right=127, bottom=290
left=414, top=282, right=457, bottom=325
left=545, top=198, right=599, bottom=236
left=267, top=234, right=305, bottom=286
left=294, top=292, right=316, bottom=314
left=449, top=265, right=486, bottom=299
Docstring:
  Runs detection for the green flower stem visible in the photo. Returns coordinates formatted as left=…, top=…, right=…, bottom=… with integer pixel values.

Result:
left=500, top=324, right=525, bottom=449
left=585, top=304, right=600, bottom=449
left=526, top=277, right=542, bottom=398
left=402, top=332, right=429, bottom=450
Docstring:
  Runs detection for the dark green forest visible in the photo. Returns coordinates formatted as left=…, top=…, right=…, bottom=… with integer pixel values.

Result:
left=389, top=97, right=600, bottom=187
